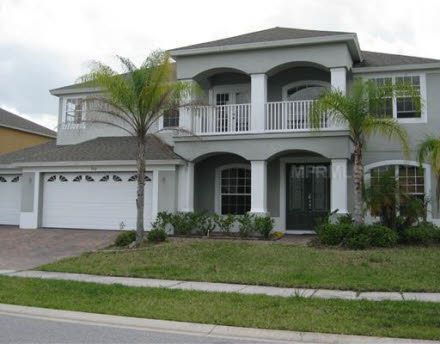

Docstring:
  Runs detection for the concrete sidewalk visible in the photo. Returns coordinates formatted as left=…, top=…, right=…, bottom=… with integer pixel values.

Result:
left=0, top=303, right=436, bottom=344
left=3, top=270, right=440, bottom=303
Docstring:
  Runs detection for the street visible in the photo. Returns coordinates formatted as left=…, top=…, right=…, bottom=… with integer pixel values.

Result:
left=0, top=313, right=284, bottom=344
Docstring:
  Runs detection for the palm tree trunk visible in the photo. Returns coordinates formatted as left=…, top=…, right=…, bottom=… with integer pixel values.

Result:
left=135, top=135, right=146, bottom=246
left=353, top=142, right=364, bottom=224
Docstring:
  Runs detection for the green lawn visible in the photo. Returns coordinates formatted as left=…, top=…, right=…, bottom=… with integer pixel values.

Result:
left=40, top=240, right=440, bottom=292
left=1, top=276, right=439, bottom=340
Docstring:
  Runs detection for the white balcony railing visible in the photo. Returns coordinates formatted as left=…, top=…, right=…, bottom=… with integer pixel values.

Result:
left=192, top=104, right=251, bottom=135
left=265, top=100, right=334, bottom=131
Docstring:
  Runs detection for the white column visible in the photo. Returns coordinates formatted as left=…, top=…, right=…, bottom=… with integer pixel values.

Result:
left=250, top=160, right=267, bottom=214
left=181, top=162, right=194, bottom=212
left=179, top=79, right=196, bottom=132
left=330, top=67, right=347, bottom=95
left=330, top=159, right=348, bottom=214
left=250, top=74, right=267, bottom=132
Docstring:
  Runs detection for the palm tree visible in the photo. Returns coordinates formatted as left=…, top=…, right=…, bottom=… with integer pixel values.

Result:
left=80, top=51, right=195, bottom=246
left=418, top=136, right=440, bottom=208
left=311, top=79, right=414, bottom=224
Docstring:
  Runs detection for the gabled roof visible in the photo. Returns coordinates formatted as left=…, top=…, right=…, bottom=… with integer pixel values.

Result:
left=356, top=51, right=440, bottom=68
left=171, top=27, right=354, bottom=51
left=0, top=135, right=181, bottom=167
left=0, top=107, right=56, bottom=138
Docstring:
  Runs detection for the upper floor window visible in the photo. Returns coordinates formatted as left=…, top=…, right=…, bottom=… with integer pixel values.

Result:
left=65, top=98, right=85, bottom=123
left=369, top=74, right=425, bottom=122
left=162, top=108, right=179, bottom=128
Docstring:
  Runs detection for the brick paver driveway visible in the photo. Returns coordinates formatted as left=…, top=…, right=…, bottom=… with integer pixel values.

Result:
left=0, top=226, right=119, bottom=270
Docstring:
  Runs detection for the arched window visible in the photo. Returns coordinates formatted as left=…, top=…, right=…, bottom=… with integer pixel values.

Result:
left=0, top=176, right=6, bottom=183
left=113, top=175, right=122, bottom=182
left=282, top=80, right=330, bottom=101
left=99, top=175, right=109, bottom=182
left=217, top=165, right=251, bottom=215
left=59, top=175, right=68, bottom=182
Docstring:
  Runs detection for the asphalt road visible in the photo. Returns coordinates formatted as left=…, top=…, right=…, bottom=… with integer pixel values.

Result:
left=0, top=313, right=281, bottom=344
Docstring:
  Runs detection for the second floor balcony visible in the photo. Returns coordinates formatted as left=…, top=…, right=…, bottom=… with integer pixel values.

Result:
left=189, top=99, right=342, bottom=135
left=179, top=63, right=348, bottom=137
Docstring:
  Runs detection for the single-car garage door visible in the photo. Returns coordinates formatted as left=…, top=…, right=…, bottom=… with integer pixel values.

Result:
left=0, top=174, right=21, bottom=225
left=42, top=172, right=153, bottom=230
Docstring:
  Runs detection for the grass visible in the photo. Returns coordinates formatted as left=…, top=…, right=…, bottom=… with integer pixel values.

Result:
left=40, top=240, right=440, bottom=292
left=0, top=276, right=439, bottom=340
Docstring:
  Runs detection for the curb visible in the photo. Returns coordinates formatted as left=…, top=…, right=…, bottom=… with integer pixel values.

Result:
left=0, top=304, right=436, bottom=344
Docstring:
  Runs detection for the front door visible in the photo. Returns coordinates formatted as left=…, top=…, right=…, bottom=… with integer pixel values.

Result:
left=286, top=164, right=330, bottom=230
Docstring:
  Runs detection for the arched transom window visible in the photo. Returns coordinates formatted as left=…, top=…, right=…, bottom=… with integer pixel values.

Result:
left=219, top=166, right=251, bottom=215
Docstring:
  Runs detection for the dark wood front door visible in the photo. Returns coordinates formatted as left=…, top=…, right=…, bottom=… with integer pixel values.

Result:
left=286, top=164, right=330, bottom=230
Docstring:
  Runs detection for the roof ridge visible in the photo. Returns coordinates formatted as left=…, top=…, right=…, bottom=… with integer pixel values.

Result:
left=362, top=50, right=440, bottom=61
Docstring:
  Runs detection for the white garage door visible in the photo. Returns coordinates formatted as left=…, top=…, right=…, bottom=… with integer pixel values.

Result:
left=0, top=174, right=21, bottom=225
left=42, top=172, right=153, bottom=230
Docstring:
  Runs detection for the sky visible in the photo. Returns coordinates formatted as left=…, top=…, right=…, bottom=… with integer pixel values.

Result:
left=0, top=0, right=439, bottom=131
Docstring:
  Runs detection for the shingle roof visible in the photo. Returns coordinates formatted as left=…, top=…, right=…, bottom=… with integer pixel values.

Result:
left=171, top=27, right=353, bottom=51
left=0, top=135, right=181, bottom=166
left=356, top=51, right=440, bottom=68
left=0, top=108, right=56, bottom=138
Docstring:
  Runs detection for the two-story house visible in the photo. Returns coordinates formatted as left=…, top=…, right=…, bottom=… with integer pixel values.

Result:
left=1, top=27, right=439, bottom=232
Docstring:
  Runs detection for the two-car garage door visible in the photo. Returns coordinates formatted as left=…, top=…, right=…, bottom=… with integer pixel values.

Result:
left=0, top=174, right=21, bottom=225
left=42, top=172, right=153, bottom=230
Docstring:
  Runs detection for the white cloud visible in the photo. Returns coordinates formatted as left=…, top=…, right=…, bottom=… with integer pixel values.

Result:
left=0, top=0, right=439, bottom=124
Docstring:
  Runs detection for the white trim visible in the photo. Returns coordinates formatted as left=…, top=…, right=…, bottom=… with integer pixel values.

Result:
left=151, top=169, right=159, bottom=222
left=279, top=156, right=330, bottom=232
left=364, top=160, right=433, bottom=222
left=6, top=160, right=184, bottom=169
left=281, top=80, right=330, bottom=100
left=361, top=72, right=427, bottom=124
left=214, top=163, right=251, bottom=214
left=352, top=63, right=440, bottom=74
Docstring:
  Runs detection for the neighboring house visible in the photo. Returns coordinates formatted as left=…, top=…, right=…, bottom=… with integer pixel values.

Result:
left=1, top=27, right=439, bottom=231
left=0, top=107, right=56, bottom=155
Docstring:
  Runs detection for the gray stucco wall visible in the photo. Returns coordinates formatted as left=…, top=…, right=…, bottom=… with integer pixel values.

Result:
left=157, top=170, right=177, bottom=213
left=175, top=43, right=353, bottom=79
left=361, top=72, right=440, bottom=218
left=20, top=172, right=34, bottom=212
left=175, top=132, right=352, bottom=162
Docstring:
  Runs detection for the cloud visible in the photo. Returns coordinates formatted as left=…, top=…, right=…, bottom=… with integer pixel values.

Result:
left=0, top=0, right=439, bottom=127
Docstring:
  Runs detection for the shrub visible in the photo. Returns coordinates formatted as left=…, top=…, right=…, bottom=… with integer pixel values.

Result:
left=147, top=227, right=168, bottom=243
left=254, top=216, right=274, bottom=239
left=404, top=223, right=440, bottom=245
left=114, top=230, right=136, bottom=247
left=316, top=223, right=352, bottom=246
left=213, top=214, right=235, bottom=234
left=367, top=225, right=398, bottom=247
left=317, top=222, right=398, bottom=249
left=236, top=213, right=255, bottom=238
left=170, top=212, right=197, bottom=235
left=198, top=213, right=216, bottom=236
left=343, top=225, right=398, bottom=249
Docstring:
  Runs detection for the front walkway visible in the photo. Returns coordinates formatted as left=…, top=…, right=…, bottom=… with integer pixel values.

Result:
left=4, top=270, right=440, bottom=303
